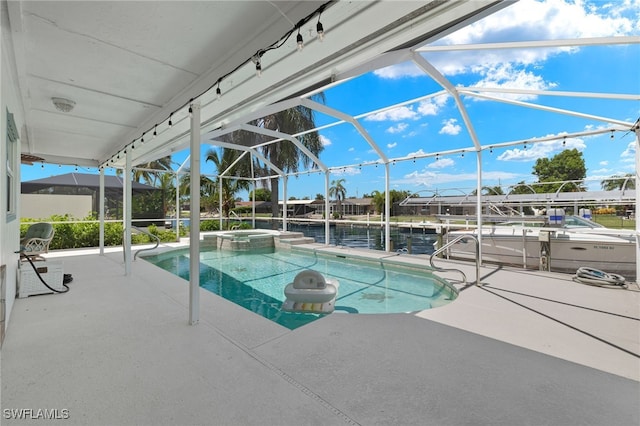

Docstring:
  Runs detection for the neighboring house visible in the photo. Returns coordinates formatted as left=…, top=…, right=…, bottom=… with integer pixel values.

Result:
left=313, top=198, right=374, bottom=217
left=21, top=172, right=161, bottom=222
left=234, top=201, right=271, bottom=215
left=234, top=200, right=319, bottom=217
left=279, top=200, right=317, bottom=217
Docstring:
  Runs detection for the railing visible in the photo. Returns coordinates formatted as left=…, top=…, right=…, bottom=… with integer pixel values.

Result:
left=122, top=226, right=161, bottom=261
left=430, top=234, right=481, bottom=286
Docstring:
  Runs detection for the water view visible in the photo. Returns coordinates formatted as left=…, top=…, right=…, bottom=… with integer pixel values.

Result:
left=255, top=220, right=438, bottom=255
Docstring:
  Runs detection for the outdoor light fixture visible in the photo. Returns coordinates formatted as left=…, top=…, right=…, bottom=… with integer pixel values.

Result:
left=101, top=1, right=331, bottom=172
left=253, top=54, right=262, bottom=77
left=297, top=30, right=304, bottom=51
left=316, top=20, right=324, bottom=41
left=52, top=97, right=75, bottom=113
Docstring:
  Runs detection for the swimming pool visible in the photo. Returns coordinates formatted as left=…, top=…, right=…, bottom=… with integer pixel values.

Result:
left=142, top=247, right=457, bottom=329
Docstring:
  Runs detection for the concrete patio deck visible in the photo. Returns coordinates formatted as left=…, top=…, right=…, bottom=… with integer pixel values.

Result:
left=1, top=242, right=638, bottom=425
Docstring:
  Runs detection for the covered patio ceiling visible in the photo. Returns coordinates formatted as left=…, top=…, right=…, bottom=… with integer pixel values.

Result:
left=8, top=0, right=513, bottom=169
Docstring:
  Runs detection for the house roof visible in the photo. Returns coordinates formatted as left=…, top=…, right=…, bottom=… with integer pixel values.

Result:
left=21, top=172, right=156, bottom=194
left=400, top=190, right=635, bottom=208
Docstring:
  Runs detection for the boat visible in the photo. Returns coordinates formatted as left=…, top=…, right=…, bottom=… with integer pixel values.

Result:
left=440, top=209, right=637, bottom=280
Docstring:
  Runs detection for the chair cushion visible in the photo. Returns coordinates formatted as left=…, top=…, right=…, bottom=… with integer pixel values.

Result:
left=24, top=223, right=53, bottom=239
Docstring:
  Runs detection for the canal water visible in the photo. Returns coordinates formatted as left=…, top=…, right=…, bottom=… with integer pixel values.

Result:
left=255, top=220, right=438, bottom=255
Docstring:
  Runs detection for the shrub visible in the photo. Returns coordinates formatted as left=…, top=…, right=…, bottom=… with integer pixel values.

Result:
left=200, top=220, right=220, bottom=232
left=594, top=207, right=616, bottom=215
left=19, top=215, right=181, bottom=249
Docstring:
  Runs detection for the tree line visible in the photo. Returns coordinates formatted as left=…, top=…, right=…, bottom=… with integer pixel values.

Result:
left=130, top=127, right=634, bottom=219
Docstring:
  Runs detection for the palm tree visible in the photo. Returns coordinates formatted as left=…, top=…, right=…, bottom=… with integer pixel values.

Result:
left=215, top=95, right=325, bottom=225
left=329, top=178, right=347, bottom=218
left=133, top=156, right=174, bottom=186
left=156, top=172, right=176, bottom=217
left=205, top=147, right=251, bottom=217
left=178, top=170, right=216, bottom=211
left=601, top=173, right=635, bottom=191
left=471, top=186, right=505, bottom=196
left=254, top=94, right=326, bottom=221
left=370, top=190, right=385, bottom=215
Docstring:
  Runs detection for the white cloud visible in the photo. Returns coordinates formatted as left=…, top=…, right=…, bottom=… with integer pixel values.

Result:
left=374, top=0, right=639, bottom=98
left=348, top=147, right=355, bottom=152
left=621, top=140, right=636, bottom=159
left=599, top=160, right=609, bottom=166
left=497, top=136, right=586, bottom=162
left=365, top=106, right=418, bottom=121
left=417, top=95, right=449, bottom=115
left=387, top=142, right=397, bottom=149
left=470, top=63, right=557, bottom=101
left=439, top=0, right=638, bottom=54
left=386, top=123, right=408, bottom=134
left=374, top=62, right=424, bottom=79
left=406, top=148, right=427, bottom=157
left=333, top=167, right=361, bottom=176
left=396, top=169, right=522, bottom=187
left=320, top=135, right=332, bottom=146
left=365, top=95, right=450, bottom=123
left=428, top=158, right=454, bottom=169
left=439, top=118, right=462, bottom=135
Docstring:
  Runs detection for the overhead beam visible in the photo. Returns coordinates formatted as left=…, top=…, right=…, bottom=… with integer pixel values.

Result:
left=417, top=36, right=640, bottom=52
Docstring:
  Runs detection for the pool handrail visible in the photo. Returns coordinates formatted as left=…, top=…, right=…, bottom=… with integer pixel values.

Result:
left=430, top=234, right=481, bottom=286
left=122, top=226, right=161, bottom=261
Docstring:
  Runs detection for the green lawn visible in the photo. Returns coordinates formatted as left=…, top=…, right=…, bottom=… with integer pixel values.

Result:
left=592, top=214, right=636, bottom=229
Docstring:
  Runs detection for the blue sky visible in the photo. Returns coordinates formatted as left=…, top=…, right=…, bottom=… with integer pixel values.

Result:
left=23, top=0, right=639, bottom=200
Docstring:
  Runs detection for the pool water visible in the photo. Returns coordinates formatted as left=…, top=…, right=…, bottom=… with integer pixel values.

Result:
left=142, top=247, right=456, bottom=329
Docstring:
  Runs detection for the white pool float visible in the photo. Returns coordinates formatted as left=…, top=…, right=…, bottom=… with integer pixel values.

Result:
left=282, top=270, right=339, bottom=314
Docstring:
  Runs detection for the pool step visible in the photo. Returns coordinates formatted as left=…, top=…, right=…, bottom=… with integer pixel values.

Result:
left=275, top=232, right=316, bottom=248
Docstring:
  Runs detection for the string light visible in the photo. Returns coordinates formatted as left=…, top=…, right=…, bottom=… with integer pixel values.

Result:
left=296, top=30, right=304, bottom=51
left=141, top=132, right=145, bottom=144
left=610, top=130, right=614, bottom=139
left=111, top=1, right=330, bottom=165
left=562, top=137, right=566, bottom=146
left=316, top=14, right=324, bottom=41
left=253, top=54, right=262, bottom=77
left=489, top=147, right=493, bottom=154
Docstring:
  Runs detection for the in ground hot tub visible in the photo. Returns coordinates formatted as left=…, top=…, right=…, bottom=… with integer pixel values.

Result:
left=210, top=230, right=279, bottom=251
